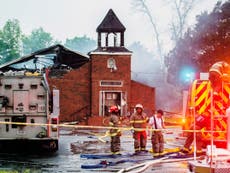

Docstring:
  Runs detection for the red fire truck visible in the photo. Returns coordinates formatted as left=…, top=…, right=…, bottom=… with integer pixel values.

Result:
left=184, top=75, right=229, bottom=148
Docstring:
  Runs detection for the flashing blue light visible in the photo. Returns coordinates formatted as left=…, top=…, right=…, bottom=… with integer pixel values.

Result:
left=179, top=66, right=195, bottom=83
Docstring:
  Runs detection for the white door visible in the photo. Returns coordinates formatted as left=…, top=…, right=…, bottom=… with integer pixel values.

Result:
left=99, top=91, right=127, bottom=116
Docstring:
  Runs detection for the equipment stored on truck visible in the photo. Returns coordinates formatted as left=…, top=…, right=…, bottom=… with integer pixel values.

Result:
left=0, top=71, right=59, bottom=152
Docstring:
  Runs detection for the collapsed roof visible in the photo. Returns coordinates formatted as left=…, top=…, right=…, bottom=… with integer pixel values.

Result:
left=0, top=44, right=89, bottom=72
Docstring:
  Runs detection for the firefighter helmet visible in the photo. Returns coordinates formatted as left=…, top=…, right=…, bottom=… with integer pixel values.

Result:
left=135, top=104, right=143, bottom=110
left=109, top=105, right=119, bottom=113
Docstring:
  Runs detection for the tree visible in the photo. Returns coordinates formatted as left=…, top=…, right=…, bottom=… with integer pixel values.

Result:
left=131, top=0, right=199, bottom=69
left=64, top=35, right=96, bottom=55
left=165, top=1, right=230, bottom=88
left=131, top=0, right=163, bottom=67
left=0, top=19, right=22, bottom=64
left=194, top=1, right=230, bottom=70
left=22, top=27, right=56, bottom=55
left=170, top=0, right=199, bottom=43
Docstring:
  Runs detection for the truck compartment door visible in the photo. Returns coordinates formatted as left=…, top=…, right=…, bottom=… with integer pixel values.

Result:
left=13, top=91, right=29, bottom=113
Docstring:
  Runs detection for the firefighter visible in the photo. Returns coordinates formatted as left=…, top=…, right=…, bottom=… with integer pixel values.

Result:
left=109, top=105, right=121, bottom=154
left=130, top=104, right=149, bottom=153
left=149, top=109, right=165, bottom=157
left=209, top=61, right=230, bottom=93
left=181, top=112, right=211, bottom=154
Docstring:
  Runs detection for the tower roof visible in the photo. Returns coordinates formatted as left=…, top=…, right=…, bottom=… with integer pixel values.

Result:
left=96, top=9, right=126, bottom=33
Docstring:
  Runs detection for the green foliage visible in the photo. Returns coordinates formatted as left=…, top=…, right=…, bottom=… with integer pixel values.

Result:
left=64, top=35, right=96, bottom=54
left=22, top=27, right=55, bottom=55
left=0, top=18, right=95, bottom=66
left=165, top=0, right=230, bottom=88
left=0, top=19, right=22, bottom=64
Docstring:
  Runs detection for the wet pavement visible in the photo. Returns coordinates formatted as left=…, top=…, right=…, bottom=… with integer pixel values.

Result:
left=0, top=126, right=191, bottom=173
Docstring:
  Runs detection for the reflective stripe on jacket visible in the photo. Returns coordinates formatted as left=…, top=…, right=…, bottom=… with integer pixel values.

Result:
left=130, top=112, right=148, bottom=131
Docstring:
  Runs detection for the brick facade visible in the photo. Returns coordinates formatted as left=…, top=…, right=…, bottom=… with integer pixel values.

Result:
left=48, top=63, right=90, bottom=122
left=90, top=53, right=131, bottom=116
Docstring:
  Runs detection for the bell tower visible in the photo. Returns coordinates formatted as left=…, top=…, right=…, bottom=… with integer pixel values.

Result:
left=97, top=9, right=125, bottom=48
left=89, top=9, right=132, bottom=117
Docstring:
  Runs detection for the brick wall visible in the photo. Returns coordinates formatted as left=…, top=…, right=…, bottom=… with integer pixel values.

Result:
left=131, top=80, right=155, bottom=116
left=48, top=63, right=90, bottom=122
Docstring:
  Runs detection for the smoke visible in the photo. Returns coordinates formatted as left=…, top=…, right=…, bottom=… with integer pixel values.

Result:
left=129, top=42, right=182, bottom=113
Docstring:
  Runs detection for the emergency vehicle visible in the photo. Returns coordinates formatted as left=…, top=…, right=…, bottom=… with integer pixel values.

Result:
left=0, top=71, right=59, bottom=152
left=184, top=75, right=229, bottom=148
